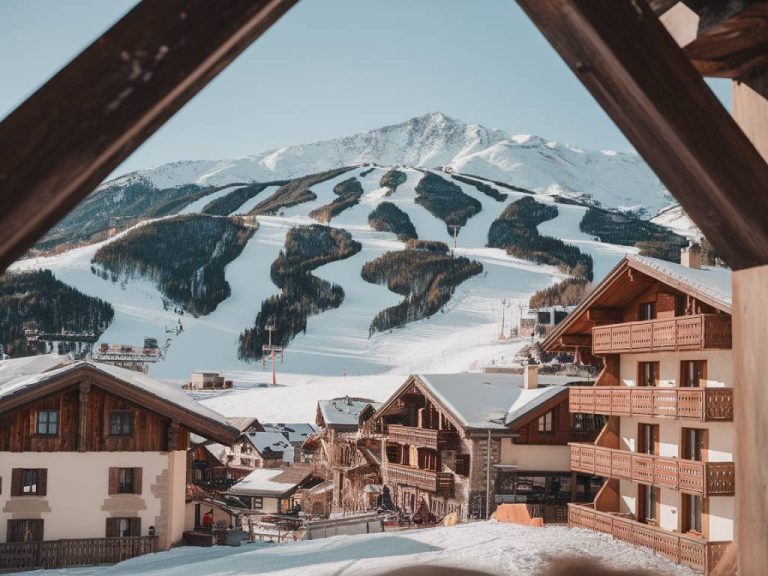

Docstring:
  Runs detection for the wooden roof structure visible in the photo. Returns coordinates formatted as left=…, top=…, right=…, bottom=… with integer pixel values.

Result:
left=0, top=0, right=766, bottom=571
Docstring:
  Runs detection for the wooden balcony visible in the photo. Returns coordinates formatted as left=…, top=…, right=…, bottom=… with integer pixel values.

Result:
left=569, top=386, right=733, bottom=421
left=570, top=443, right=735, bottom=497
left=386, top=425, right=460, bottom=451
left=386, top=463, right=454, bottom=496
left=568, top=503, right=730, bottom=574
left=0, top=536, right=156, bottom=572
left=592, top=313, right=731, bottom=354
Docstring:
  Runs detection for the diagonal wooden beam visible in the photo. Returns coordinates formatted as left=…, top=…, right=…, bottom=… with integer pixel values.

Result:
left=515, top=0, right=768, bottom=270
left=0, top=0, right=298, bottom=271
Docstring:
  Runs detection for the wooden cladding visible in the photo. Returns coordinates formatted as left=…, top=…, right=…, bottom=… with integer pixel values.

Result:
left=0, top=382, right=189, bottom=452
left=569, top=444, right=735, bottom=498
left=386, top=463, right=454, bottom=497
left=592, top=314, right=732, bottom=354
left=385, top=425, right=459, bottom=451
left=569, top=386, right=733, bottom=422
left=10, top=469, right=47, bottom=496
left=568, top=503, right=731, bottom=573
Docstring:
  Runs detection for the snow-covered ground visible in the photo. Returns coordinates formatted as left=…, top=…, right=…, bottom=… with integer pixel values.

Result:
left=32, top=521, right=695, bottom=576
left=11, top=165, right=632, bottom=421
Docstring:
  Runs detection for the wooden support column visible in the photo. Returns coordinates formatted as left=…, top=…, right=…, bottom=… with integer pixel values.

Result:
left=0, top=0, right=298, bottom=271
left=733, top=266, right=768, bottom=575
left=77, top=381, right=91, bottom=452
left=167, top=420, right=181, bottom=452
left=733, top=74, right=768, bottom=161
left=515, top=0, right=768, bottom=269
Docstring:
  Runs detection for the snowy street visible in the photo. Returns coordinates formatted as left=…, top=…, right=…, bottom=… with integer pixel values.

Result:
left=32, top=522, right=695, bottom=576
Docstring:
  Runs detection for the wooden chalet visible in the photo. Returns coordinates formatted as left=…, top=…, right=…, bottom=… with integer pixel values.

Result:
left=370, top=370, right=602, bottom=522
left=0, top=358, right=238, bottom=571
left=226, top=465, right=323, bottom=515
left=303, top=397, right=382, bottom=515
left=542, top=252, right=734, bottom=573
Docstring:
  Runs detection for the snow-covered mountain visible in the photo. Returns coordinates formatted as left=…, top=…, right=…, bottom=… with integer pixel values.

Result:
left=105, top=112, right=671, bottom=217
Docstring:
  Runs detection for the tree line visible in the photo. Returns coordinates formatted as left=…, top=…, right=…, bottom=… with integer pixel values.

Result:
left=0, top=269, right=114, bottom=357
left=247, top=167, right=355, bottom=216
left=380, top=168, right=407, bottom=195
left=414, top=172, right=482, bottom=234
left=368, top=202, right=418, bottom=241
left=91, top=215, right=254, bottom=316
left=238, top=225, right=362, bottom=360
left=309, top=177, right=364, bottom=223
left=488, top=196, right=594, bottom=280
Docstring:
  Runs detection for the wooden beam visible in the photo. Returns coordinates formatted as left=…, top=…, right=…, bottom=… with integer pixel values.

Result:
left=0, top=0, right=298, bottom=271
left=515, top=0, right=768, bottom=270
left=733, top=73, right=768, bottom=159
left=77, top=381, right=91, bottom=452
left=586, top=308, right=623, bottom=323
left=733, top=264, right=768, bottom=575
left=559, top=334, right=592, bottom=347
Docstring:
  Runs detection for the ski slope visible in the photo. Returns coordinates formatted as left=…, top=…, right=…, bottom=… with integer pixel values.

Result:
left=10, top=166, right=632, bottom=407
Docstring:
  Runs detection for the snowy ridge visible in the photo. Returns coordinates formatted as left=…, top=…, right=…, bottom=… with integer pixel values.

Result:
left=101, top=112, right=672, bottom=217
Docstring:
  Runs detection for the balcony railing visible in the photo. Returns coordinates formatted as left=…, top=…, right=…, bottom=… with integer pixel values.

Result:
left=569, top=386, right=733, bottom=421
left=570, top=443, right=735, bottom=497
left=386, top=425, right=460, bottom=451
left=386, top=463, right=454, bottom=496
left=568, top=503, right=730, bottom=574
left=592, top=313, right=731, bottom=354
left=0, top=536, right=156, bottom=572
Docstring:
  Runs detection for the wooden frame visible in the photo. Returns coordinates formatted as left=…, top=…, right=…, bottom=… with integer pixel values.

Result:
left=637, top=361, right=661, bottom=387
left=680, top=426, right=709, bottom=462
left=681, top=493, right=708, bottom=538
left=680, top=360, right=707, bottom=388
left=0, top=0, right=299, bottom=272
left=638, top=422, right=660, bottom=455
left=638, top=483, right=661, bottom=526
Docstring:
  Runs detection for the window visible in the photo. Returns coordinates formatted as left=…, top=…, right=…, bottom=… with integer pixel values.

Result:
left=682, top=428, right=707, bottom=461
left=538, top=410, right=555, bottom=434
left=36, top=410, right=59, bottom=435
left=639, top=302, right=656, bottom=320
left=11, top=468, right=47, bottom=496
left=680, top=360, right=706, bottom=387
left=638, top=362, right=660, bottom=387
left=252, top=496, right=263, bottom=509
left=106, top=517, right=141, bottom=537
left=7, top=519, right=44, bottom=543
left=638, top=484, right=659, bottom=524
left=108, top=467, right=142, bottom=494
left=455, top=454, right=470, bottom=476
left=682, top=494, right=704, bottom=534
left=638, top=423, right=659, bottom=456
left=109, top=411, right=133, bottom=436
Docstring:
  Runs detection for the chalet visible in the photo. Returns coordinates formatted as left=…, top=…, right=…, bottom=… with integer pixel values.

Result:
left=185, top=371, right=233, bottom=390
left=0, top=358, right=238, bottom=570
left=370, top=371, right=601, bottom=522
left=542, top=250, right=734, bottom=574
left=263, top=422, right=317, bottom=462
left=303, top=397, right=382, bottom=514
left=226, top=465, right=323, bottom=515
left=518, top=305, right=576, bottom=338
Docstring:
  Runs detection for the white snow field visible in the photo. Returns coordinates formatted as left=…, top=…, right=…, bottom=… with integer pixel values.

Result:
left=32, top=522, right=695, bottom=576
left=11, top=166, right=633, bottom=409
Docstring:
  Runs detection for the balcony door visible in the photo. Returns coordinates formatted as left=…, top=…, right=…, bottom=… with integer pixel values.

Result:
left=637, top=361, right=660, bottom=387
left=681, top=428, right=707, bottom=462
left=638, top=484, right=660, bottom=525
left=680, top=360, right=707, bottom=387
left=682, top=493, right=705, bottom=536
left=638, top=423, right=659, bottom=455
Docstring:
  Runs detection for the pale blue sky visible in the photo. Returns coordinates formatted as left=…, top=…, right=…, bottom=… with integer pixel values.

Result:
left=0, top=0, right=732, bottom=178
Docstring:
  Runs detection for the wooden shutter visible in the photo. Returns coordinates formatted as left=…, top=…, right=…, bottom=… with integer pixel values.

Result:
left=37, top=469, right=47, bottom=496
left=133, top=468, right=143, bottom=494
left=31, top=519, right=44, bottom=542
left=7, top=520, right=21, bottom=542
left=130, top=517, right=142, bottom=536
left=106, top=517, right=119, bottom=538
left=108, top=467, right=119, bottom=494
left=11, top=469, right=22, bottom=496
left=455, top=454, right=470, bottom=476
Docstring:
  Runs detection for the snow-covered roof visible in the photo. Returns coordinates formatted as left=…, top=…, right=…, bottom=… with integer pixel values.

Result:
left=249, top=431, right=293, bottom=455
left=0, top=354, right=70, bottom=388
left=415, top=373, right=571, bottom=430
left=263, top=422, right=316, bottom=443
left=318, top=397, right=381, bottom=428
left=226, top=417, right=262, bottom=433
left=0, top=360, right=235, bottom=442
left=628, top=254, right=732, bottom=311
left=229, top=466, right=315, bottom=496
left=204, top=443, right=227, bottom=462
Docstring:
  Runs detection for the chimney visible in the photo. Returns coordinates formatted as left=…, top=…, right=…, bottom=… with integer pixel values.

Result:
left=523, top=363, right=539, bottom=390
left=680, top=241, right=701, bottom=269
